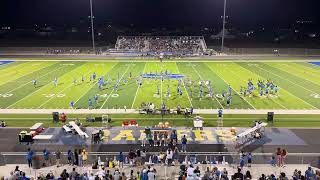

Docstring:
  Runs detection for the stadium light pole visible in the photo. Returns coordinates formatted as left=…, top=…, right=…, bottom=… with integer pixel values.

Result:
left=221, top=0, right=227, bottom=52
left=89, top=0, right=96, bottom=54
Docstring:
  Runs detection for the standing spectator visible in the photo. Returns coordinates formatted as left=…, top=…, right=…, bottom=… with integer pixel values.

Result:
left=117, top=152, right=125, bottom=168
left=136, top=149, right=142, bottom=166
left=147, top=132, right=153, bottom=147
left=269, top=156, right=276, bottom=167
left=166, top=148, right=173, bottom=166
left=190, top=152, right=197, bottom=165
left=141, top=131, right=146, bottom=147
left=276, top=148, right=282, bottom=167
left=55, top=149, right=61, bottom=167
left=153, top=132, right=158, bottom=146
left=240, top=155, right=245, bottom=169
left=82, top=149, right=88, bottom=166
left=78, top=149, right=83, bottom=167
left=43, top=149, right=50, bottom=167
left=128, top=149, right=136, bottom=165
left=187, top=164, right=195, bottom=177
left=247, top=152, right=252, bottom=167
left=159, top=151, right=166, bottom=164
left=141, top=149, right=147, bottom=164
left=181, top=135, right=187, bottom=152
left=26, top=148, right=34, bottom=168
left=171, top=131, right=178, bottom=145
left=147, top=168, right=156, bottom=180
left=67, top=150, right=73, bottom=165
left=141, top=169, right=148, bottom=180
left=173, top=146, right=180, bottom=165
left=74, top=149, right=79, bottom=166
left=281, top=149, right=287, bottom=167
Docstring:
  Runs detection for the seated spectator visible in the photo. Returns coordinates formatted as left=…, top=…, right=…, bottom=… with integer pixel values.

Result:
left=259, top=174, right=266, bottom=180
left=221, top=168, right=229, bottom=180
left=203, top=167, right=211, bottom=180
left=19, top=172, right=30, bottom=180
left=305, top=167, right=315, bottom=180
left=60, top=169, right=69, bottom=180
left=269, top=174, right=276, bottom=180
left=121, top=172, right=127, bottom=180
left=279, top=172, right=288, bottom=180
left=244, top=171, right=252, bottom=179
left=14, top=166, right=20, bottom=173
left=69, top=168, right=78, bottom=180
left=113, top=169, right=121, bottom=180
left=213, top=167, right=221, bottom=177
left=46, top=171, right=55, bottom=180
left=233, top=168, right=244, bottom=180
left=316, top=170, right=320, bottom=180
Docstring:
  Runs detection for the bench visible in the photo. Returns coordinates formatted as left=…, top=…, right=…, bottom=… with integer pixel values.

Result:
left=30, top=123, right=43, bottom=130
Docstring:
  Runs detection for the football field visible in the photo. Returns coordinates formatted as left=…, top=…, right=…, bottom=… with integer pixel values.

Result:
left=0, top=60, right=320, bottom=110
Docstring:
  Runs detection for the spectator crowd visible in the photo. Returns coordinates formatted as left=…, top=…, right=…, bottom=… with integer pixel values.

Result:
left=115, top=36, right=206, bottom=54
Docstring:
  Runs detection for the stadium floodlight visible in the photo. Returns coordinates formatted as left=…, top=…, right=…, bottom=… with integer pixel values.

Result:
left=89, top=0, right=96, bottom=54
left=221, top=0, right=227, bottom=52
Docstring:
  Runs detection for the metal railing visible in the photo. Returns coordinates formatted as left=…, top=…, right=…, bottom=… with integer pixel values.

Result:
left=1, top=152, right=319, bottom=167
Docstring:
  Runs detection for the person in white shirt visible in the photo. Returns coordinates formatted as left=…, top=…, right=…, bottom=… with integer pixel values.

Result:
left=141, top=131, right=147, bottom=147
left=187, top=164, right=195, bottom=177
left=166, top=148, right=173, bottom=166
left=148, top=168, right=156, bottom=180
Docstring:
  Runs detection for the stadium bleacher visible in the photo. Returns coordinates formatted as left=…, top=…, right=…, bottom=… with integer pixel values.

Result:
left=113, top=36, right=208, bottom=56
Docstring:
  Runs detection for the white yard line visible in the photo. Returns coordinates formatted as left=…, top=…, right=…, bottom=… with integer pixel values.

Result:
left=100, top=65, right=131, bottom=109
left=160, top=64, right=164, bottom=105
left=4, top=66, right=65, bottom=94
left=74, top=63, right=117, bottom=104
left=131, top=63, right=147, bottom=109
left=190, top=63, right=224, bottom=109
left=176, top=64, right=193, bottom=107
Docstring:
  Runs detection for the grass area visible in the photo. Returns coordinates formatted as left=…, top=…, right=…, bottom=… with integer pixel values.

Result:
left=0, top=113, right=320, bottom=128
left=1, top=61, right=320, bottom=110
left=0, top=60, right=320, bottom=127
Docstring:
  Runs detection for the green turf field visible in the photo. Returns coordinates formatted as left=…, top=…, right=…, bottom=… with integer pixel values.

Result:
left=0, top=113, right=320, bottom=128
left=0, top=60, right=320, bottom=110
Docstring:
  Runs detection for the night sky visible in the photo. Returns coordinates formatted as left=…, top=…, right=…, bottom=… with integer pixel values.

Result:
left=1, top=0, right=319, bottom=28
